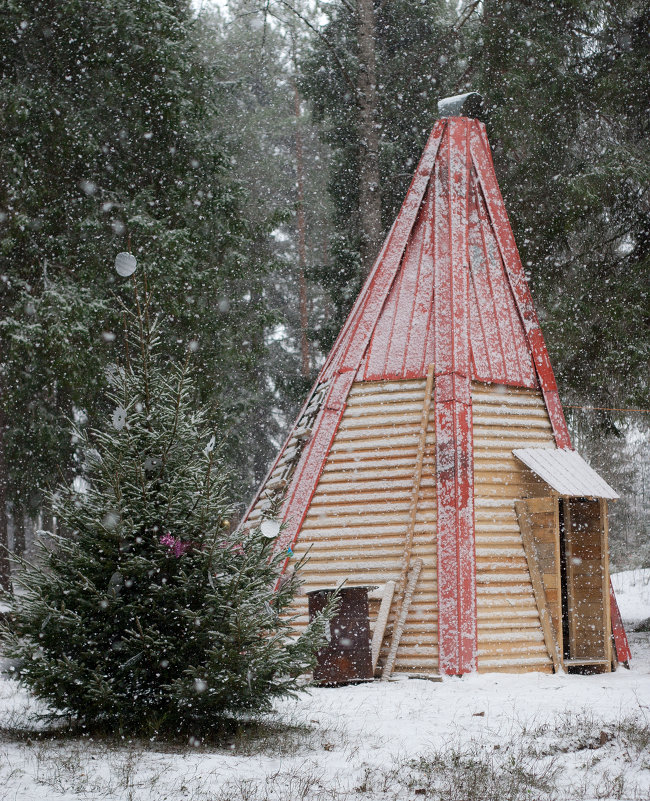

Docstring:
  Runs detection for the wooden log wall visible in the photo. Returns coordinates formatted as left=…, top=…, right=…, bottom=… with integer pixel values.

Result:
left=288, top=378, right=439, bottom=675
left=266, top=379, right=566, bottom=676
left=471, top=383, right=556, bottom=673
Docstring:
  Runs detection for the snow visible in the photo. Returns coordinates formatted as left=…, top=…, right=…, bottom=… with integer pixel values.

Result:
left=612, top=568, right=650, bottom=626
left=1, top=571, right=649, bottom=800
left=512, top=447, right=619, bottom=499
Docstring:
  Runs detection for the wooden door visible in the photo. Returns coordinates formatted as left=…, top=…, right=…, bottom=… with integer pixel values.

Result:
left=561, top=499, right=611, bottom=670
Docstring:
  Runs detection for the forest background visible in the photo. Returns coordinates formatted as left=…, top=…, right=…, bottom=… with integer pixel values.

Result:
left=0, top=0, right=648, bottom=589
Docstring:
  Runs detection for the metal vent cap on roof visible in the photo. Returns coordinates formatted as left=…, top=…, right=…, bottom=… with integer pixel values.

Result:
left=437, top=92, right=485, bottom=120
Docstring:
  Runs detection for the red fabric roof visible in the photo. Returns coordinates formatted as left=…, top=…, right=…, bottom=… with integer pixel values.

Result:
left=321, top=118, right=557, bottom=396
left=357, top=134, right=537, bottom=387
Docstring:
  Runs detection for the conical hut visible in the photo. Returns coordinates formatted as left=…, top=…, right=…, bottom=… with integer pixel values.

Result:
left=242, top=97, right=631, bottom=677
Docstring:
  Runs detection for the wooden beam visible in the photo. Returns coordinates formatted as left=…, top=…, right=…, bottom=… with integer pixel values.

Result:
left=371, top=580, right=396, bottom=674
left=383, top=364, right=435, bottom=676
left=553, top=494, right=563, bottom=660
left=600, top=499, right=613, bottom=671
left=382, top=559, right=423, bottom=679
left=515, top=500, right=562, bottom=672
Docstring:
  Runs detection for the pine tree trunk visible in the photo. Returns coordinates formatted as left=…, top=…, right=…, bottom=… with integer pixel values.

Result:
left=356, top=0, right=382, bottom=273
left=0, top=407, right=11, bottom=591
left=13, top=509, right=26, bottom=557
left=293, top=79, right=311, bottom=377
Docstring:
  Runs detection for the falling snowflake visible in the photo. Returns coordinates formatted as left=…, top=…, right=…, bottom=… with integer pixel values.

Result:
left=111, top=406, right=127, bottom=430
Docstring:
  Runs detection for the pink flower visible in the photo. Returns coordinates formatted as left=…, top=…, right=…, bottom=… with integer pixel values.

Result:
left=160, top=533, right=191, bottom=558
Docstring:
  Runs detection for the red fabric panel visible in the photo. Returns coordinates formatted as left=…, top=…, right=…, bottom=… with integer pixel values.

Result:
left=321, top=123, right=446, bottom=383
left=434, top=118, right=478, bottom=675
left=363, top=183, right=436, bottom=380
left=610, top=579, right=632, bottom=664
left=468, top=176, right=537, bottom=387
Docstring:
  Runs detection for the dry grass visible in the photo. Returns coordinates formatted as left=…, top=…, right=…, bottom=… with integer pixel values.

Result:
left=1, top=673, right=649, bottom=801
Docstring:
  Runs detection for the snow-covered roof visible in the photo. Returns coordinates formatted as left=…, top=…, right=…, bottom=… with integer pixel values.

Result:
left=512, top=447, right=619, bottom=499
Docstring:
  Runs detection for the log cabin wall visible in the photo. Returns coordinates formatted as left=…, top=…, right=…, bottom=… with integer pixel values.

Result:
left=287, top=378, right=439, bottom=675
left=253, top=379, right=595, bottom=676
left=471, top=382, right=556, bottom=672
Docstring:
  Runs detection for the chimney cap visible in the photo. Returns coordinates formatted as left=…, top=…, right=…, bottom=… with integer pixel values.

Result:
left=437, top=92, right=485, bottom=120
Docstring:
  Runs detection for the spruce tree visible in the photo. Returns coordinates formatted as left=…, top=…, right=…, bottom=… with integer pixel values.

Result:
left=300, top=0, right=470, bottom=352
left=1, top=274, right=331, bottom=735
left=0, top=0, right=275, bottom=564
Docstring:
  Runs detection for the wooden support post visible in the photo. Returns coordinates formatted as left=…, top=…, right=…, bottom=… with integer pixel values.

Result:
left=552, top=493, right=563, bottom=660
left=515, top=500, right=562, bottom=672
left=600, top=499, right=613, bottom=670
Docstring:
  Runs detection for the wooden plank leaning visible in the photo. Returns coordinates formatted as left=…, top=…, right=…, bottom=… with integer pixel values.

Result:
left=381, top=560, right=423, bottom=679
left=370, top=580, right=396, bottom=674
left=515, top=500, right=562, bottom=672
left=381, top=364, right=435, bottom=679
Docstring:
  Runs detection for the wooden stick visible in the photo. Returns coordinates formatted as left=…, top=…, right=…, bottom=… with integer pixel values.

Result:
left=393, top=366, right=435, bottom=601
left=371, top=580, right=395, bottom=673
left=380, top=365, right=435, bottom=678
left=382, top=559, right=423, bottom=679
left=515, top=501, right=562, bottom=672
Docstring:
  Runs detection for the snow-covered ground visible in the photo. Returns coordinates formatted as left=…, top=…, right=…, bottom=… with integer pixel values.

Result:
left=1, top=572, right=649, bottom=801
left=612, top=568, right=650, bottom=627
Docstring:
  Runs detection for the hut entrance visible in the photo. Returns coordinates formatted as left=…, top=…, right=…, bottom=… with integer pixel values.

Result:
left=559, top=498, right=611, bottom=672
left=513, top=448, right=618, bottom=674
left=515, top=493, right=612, bottom=674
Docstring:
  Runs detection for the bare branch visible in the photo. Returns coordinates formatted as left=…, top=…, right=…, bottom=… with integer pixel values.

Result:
left=454, top=0, right=481, bottom=32
left=270, top=0, right=359, bottom=96
left=318, top=0, right=355, bottom=15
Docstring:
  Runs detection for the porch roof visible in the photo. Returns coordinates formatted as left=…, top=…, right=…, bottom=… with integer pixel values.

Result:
left=512, top=448, right=619, bottom=500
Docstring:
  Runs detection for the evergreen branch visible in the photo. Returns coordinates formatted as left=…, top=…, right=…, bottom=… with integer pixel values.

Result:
left=161, top=355, right=193, bottom=527
left=318, top=0, right=355, bottom=16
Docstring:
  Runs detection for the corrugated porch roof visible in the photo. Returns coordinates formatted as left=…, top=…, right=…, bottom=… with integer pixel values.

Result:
left=513, top=448, right=619, bottom=499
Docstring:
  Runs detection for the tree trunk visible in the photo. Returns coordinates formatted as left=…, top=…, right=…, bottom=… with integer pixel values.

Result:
left=356, top=0, right=383, bottom=273
left=293, top=79, right=311, bottom=377
left=0, top=407, right=11, bottom=591
left=13, top=508, right=25, bottom=557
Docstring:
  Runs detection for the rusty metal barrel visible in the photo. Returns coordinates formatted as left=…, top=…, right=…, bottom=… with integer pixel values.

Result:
left=307, top=586, right=373, bottom=685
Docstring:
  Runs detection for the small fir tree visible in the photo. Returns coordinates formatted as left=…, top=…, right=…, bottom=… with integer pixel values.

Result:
left=2, top=277, right=331, bottom=735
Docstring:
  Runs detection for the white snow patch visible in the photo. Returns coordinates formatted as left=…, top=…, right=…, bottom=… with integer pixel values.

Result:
left=0, top=571, right=648, bottom=799
left=612, top=567, right=650, bottom=626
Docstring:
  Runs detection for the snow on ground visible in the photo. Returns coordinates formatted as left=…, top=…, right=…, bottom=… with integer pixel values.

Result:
left=1, top=572, right=649, bottom=801
left=612, top=568, right=650, bottom=626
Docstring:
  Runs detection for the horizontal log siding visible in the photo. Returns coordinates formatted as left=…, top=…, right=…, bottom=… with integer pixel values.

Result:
left=472, top=382, right=556, bottom=672
left=288, top=378, right=438, bottom=674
